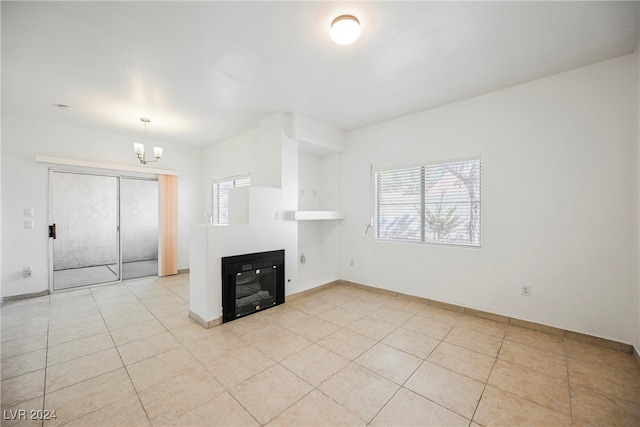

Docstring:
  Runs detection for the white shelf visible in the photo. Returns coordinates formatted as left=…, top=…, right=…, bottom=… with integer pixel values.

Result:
left=285, top=211, right=344, bottom=221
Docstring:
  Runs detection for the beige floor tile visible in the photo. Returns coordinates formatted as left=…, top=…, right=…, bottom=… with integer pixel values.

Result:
left=339, top=299, right=382, bottom=316
left=355, top=343, right=423, bottom=385
left=170, top=391, right=259, bottom=427
left=317, top=328, right=376, bottom=361
left=474, top=385, right=572, bottom=427
left=488, top=359, right=570, bottom=415
left=312, top=290, right=355, bottom=307
left=102, top=309, right=156, bottom=331
left=428, top=341, right=495, bottom=382
left=281, top=344, right=350, bottom=387
left=138, top=293, right=184, bottom=308
left=43, top=368, right=136, bottom=427
left=318, top=363, right=399, bottom=422
left=0, top=333, right=47, bottom=360
left=252, top=329, right=312, bottom=361
left=417, top=305, right=464, bottom=324
left=1, top=323, right=49, bottom=343
left=268, top=389, right=365, bottom=427
left=90, top=283, right=134, bottom=301
left=566, top=339, right=640, bottom=373
left=126, top=347, right=197, bottom=392
left=1, top=370, right=45, bottom=409
left=382, top=297, right=427, bottom=314
left=1, top=349, right=47, bottom=381
left=261, top=306, right=311, bottom=328
left=382, top=327, right=440, bottom=359
left=182, top=329, right=247, bottom=364
left=402, top=315, right=453, bottom=340
left=457, top=315, right=507, bottom=337
left=499, top=339, right=568, bottom=378
left=117, top=331, right=181, bottom=366
left=94, top=293, right=142, bottom=310
left=205, top=346, right=275, bottom=389
left=1, top=396, right=43, bottom=427
left=45, top=348, right=123, bottom=393
left=371, top=387, right=470, bottom=426
left=288, top=316, right=340, bottom=342
left=138, top=364, right=225, bottom=425
left=47, top=319, right=108, bottom=347
left=158, top=312, right=196, bottom=330
left=505, top=325, right=566, bottom=354
left=47, top=310, right=102, bottom=331
left=317, top=306, right=363, bottom=327
left=346, top=316, right=397, bottom=341
left=367, top=306, right=415, bottom=326
left=444, top=326, right=503, bottom=357
left=288, top=298, right=335, bottom=316
left=570, top=383, right=640, bottom=427
left=171, top=323, right=220, bottom=342
left=109, top=318, right=167, bottom=346
left=63, top=394, right=151, bottom=427
left=230, top=364, right=313, bottom=425
left=405, top=361, right=483, bottom=418
left=47, top=333, right=114, bottom=367
left=148, top=301, right=189, bottom=318
left=568, top=357, right=640, bottom=404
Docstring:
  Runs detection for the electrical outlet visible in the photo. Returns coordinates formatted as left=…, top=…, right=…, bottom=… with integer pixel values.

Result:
left=521, top=286, right=531, bottom=296
left=350, top=259, right=355, bottom=267
left=23, top=266, right=32, bottom=278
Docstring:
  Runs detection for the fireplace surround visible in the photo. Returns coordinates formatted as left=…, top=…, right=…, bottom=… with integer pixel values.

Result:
left=221, top=249, right=285, bottom=323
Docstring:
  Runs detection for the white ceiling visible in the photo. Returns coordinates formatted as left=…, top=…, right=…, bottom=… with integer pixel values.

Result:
left=2, top=1, right=639, bottom=148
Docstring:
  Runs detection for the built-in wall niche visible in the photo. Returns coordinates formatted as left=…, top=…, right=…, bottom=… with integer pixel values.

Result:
left=288, top=148, right=343, bottom=221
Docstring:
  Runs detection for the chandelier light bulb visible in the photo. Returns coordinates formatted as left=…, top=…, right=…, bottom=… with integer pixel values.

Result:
left=330, top=14, right=361, bottom=46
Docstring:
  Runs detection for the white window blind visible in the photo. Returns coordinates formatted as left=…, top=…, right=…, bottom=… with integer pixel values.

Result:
left=374, top=158, right=481, bottom=247
left=212, top=174, right=250, bottom=224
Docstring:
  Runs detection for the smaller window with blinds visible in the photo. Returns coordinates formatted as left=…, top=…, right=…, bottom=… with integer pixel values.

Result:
left=374, top=158, right=481, bottom=247
left=211, top=174, right=251, bottom=225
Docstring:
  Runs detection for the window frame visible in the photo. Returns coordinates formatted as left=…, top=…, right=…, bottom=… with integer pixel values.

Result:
left=211, top=174, right=251, bottom=225
left=374, top=157, right=482, bottom=248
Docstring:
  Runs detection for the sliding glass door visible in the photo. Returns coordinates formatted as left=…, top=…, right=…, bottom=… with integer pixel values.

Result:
left=49, top=171, right=160, bottom=290
left=50, top=171, right=120, bottom=290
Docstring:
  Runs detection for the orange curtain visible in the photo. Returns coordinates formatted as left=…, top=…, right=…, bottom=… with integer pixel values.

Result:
left=159, top=174, right=178, bottom=276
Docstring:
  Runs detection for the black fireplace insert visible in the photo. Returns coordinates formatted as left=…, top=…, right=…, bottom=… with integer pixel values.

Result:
left=221, top=249, right=285, bottom=323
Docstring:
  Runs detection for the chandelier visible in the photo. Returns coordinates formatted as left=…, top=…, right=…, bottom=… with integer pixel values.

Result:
left=133, top=118, right=163, bottom=165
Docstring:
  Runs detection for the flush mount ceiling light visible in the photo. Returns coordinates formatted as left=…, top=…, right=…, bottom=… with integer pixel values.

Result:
left=330, top=14, right=361, bottom=46
left=133, top=118, right=163, bottom=165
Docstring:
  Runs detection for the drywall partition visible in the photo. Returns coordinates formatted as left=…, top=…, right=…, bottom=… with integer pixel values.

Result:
left=1, top=114, right=203, bottom=298
left=289, top=113, right=345, bottom=153
left=193, top=113, right=299, bottom=323
left=340, top=55, right=638, bottom=346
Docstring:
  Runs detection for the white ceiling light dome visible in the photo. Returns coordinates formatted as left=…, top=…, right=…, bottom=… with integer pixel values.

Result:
left=330, top=14, right=361, bottom=46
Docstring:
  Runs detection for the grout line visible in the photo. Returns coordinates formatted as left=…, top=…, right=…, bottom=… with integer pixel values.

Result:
left=40, top=320, right=50, bottom=427
left=468, top=333, right=503, bottom=424
left=89, top=283, right=153, bottom=426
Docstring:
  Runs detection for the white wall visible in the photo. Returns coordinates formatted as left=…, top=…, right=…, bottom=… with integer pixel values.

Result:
left=340, top=55, right=638, bottom=345
left=1, top=113, right=203, bottom=298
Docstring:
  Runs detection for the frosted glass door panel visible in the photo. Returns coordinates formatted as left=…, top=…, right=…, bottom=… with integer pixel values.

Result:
left=51, top=172, right=120, bottom=290
left=121, top=178, right=158, bottom=279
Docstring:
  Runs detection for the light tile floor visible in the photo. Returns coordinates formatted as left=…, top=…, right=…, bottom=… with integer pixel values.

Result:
left=1, top=273, right=639, bottom=426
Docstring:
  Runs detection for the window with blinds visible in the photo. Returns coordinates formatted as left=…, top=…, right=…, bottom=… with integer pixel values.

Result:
left=211, top=174, right=251, bottom=225
left=374, top=158, right=481, bottom=247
